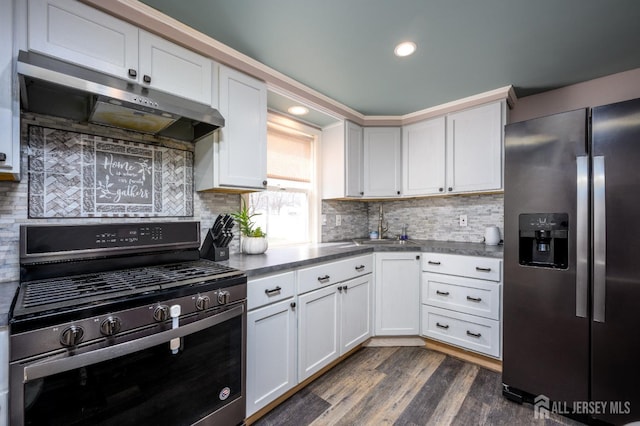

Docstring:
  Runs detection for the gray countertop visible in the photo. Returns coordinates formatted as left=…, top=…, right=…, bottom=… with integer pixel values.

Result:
left=0, top=240, right=502, bottom=325
left=221, top=239, right=503, bottom=278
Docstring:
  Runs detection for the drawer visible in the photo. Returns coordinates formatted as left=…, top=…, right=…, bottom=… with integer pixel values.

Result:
left=248, top=271, right=295, bottom=310
left=421, top=305, right=500, bottom=358
left=422, top=273, right=500, bottom=320
left=297, top=255, right=372, bottom=294
left=422, top=253, right=501, bottom=282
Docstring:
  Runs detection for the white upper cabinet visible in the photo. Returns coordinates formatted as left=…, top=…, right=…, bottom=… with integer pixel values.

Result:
left=345, top=121, right=364, bottom=197
left=195, top=65, right=267, bottom=191
left=0, top=0, right=20, bottom=180
left=402, top=117, right=446, bottom=196
left=363, top=127, right=401, bottom=197
left=28, top=0, right=212, bottom=105
left=28, top=0, right=138, bottom=79
left=138, top=31, right=212, bottom=104
left=321, top=120, right=363, bottom=199
left=446, top=101, right=504, bottom=193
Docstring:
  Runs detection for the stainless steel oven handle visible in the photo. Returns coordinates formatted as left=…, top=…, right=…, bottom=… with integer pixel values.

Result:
left=593, top=156, right=606, bottom=323
left=575, top=156, right=588, bottom=318
left=23, top=304, right=244, bottom=382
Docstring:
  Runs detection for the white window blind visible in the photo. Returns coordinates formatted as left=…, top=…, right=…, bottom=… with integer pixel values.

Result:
left=266, top=128, right=313, bottom=183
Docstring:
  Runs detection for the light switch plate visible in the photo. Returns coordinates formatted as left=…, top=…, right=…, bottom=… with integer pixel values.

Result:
left=459, top=215, right=468, bottom=227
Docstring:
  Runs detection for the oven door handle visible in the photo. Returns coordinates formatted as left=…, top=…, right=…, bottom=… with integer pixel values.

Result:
left=22, top=304, right=244, bottom=382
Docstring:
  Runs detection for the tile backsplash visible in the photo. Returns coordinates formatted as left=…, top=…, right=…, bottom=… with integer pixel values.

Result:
left=368, top=194, right=504, bottom=243
left=322, top=194, right=504, bottom=244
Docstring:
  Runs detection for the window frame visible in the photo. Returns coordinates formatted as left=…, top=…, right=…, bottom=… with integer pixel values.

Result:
left=244, top=112, right=321, bottom=246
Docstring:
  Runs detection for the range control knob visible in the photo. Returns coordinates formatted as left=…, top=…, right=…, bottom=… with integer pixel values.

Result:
left=60, top=325, right=84, bottom=347
left=100, top=316, right=122, bottom=336
left=217, top=290, right=230, bottom=305
left=153, top=305, right=170, bottom=322
left=195, top=295, right=211, bottom=311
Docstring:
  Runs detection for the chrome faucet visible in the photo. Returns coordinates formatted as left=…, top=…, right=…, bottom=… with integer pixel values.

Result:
left=377, top=204, right=388, bottom=239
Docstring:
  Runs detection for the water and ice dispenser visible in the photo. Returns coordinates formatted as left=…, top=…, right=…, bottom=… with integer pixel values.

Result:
left=519, top=213, right=569, bottom=269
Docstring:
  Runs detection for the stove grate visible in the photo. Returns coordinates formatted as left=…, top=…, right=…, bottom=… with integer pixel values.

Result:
left=20, top=260, right=243, bottom=309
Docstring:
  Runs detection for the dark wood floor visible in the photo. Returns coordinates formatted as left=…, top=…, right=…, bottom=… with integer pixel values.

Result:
left=254, top=346, right=584, bottom=426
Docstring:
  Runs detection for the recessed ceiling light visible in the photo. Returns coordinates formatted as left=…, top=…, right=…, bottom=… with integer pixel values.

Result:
left=394, top=41, right=417, bottom=57
left=288, top=105, right=309, bottom=116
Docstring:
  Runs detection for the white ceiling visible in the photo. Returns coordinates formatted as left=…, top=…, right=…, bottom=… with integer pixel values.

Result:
left=139, top=0, right=640, bottom=125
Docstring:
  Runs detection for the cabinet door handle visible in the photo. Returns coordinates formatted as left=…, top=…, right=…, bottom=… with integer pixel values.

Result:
left=439, top=187, right=443, bottom=192
left=355, top=265, right=365, bottom=272
left=428, top=261, right=441, bottom=265
left=143, top=74, right=152, bottom=84
left=0, top=152, right=6, bottom=162
left=448, top=187, right=453, bottom=192
left=343, top=285, right=348, bottom=293
left=264, top=286, right=282, bottom=296
left=436, top=290, right=450, bottom=296
left=317, top=275, right=330, bottom=283
left=475, top=267, right=491, bottom=272
left=466, top=295, right=482, bottom=302
left=466, top=330, right=482, bottom=338
left=262, top=180, right=268, bottom=186
left=436, top=322, right=449, bottom=330
left=337, top=286, right=343, bottom=292
left=128, top=68, right=137, bottom=78
left=290, top=302, right=296, bottom=309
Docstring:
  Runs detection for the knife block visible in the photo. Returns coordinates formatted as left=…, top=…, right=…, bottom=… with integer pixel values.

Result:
left=199, top=229, right=230, bottom=261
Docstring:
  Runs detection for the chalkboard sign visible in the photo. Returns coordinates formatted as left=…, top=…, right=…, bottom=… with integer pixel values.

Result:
left=95, top=151, right=153, bottom=205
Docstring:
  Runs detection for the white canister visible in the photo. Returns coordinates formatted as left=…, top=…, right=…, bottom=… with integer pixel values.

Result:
left=484, top=226, right=501, bottom=245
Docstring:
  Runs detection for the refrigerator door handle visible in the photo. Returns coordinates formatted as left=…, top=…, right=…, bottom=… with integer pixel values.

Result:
left=576, top=156, right=588, bottom=318
left=593, top=156, right=606, bottom=323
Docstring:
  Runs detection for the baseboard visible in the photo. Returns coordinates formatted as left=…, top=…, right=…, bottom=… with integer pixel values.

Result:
left=423, top=337, right=502, bottom=372
left=363, top=336, right=425, bottom=347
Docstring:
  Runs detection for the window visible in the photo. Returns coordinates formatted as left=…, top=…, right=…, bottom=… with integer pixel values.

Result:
left=248, top=114, right=319, bottom=246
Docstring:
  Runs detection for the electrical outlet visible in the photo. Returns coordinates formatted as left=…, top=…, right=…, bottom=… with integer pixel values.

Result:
left=459, top=214, right=468, bottom=227
left=336, top=215, right=342, bottom=226
left=321, top=214, right=327, bottom=226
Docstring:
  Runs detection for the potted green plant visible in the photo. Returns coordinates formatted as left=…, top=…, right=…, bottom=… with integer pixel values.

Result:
left=230, top=199, right=268, bottom=254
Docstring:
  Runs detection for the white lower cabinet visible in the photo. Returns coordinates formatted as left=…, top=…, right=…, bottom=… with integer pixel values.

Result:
left=246, top=272, right=297, bottom=416
left=298, top=274, right=372, bottom=382
left=374, top=253, right=421, bottom=335
left=298, top=284, right=341, bottom=381
left=247, top=298, right=297, bottom=416
left=420, top=253, right=503, bottom=358
left=340, top=275, right=372, bottom=354
left=297, top=256, right=373, bottom=382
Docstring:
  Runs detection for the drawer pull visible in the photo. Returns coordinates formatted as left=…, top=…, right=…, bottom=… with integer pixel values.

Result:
left=436, top=290, right=450, bottom=296
left=475, top=267, right=492, bottom=272
left=264, top=286, right=282, bottom=296
left=436, top=322, right=449, bottom=330
left=355, top=265, right=365, bottom=272
left=317, top=275, right=331, bottom=283
left=466, top=330, right=482, bottom=338
left=428, top=261, right=441, bottom=265
left=466, top=295, right=482, bottom=302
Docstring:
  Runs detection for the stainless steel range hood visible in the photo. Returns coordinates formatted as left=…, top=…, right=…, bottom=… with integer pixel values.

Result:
left=17, top=50, right=224, bottom=141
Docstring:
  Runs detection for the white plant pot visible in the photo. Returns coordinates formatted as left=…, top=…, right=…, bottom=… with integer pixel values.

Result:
left=242, top=237, right=268, bottom=254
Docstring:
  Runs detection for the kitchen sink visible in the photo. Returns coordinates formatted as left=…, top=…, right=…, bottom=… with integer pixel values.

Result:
left=353, top=238, right=419, bottom=246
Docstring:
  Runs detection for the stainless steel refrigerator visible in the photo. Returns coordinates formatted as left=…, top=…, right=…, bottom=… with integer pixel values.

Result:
left=502, top=97, right=640, bottom=425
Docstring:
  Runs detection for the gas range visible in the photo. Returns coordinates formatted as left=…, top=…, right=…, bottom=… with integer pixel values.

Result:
left=9, top=221, right=248, bottom=426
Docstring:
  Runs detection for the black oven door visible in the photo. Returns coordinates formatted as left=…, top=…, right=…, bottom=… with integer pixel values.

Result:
left=10, top=304, right=246, bottom=426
